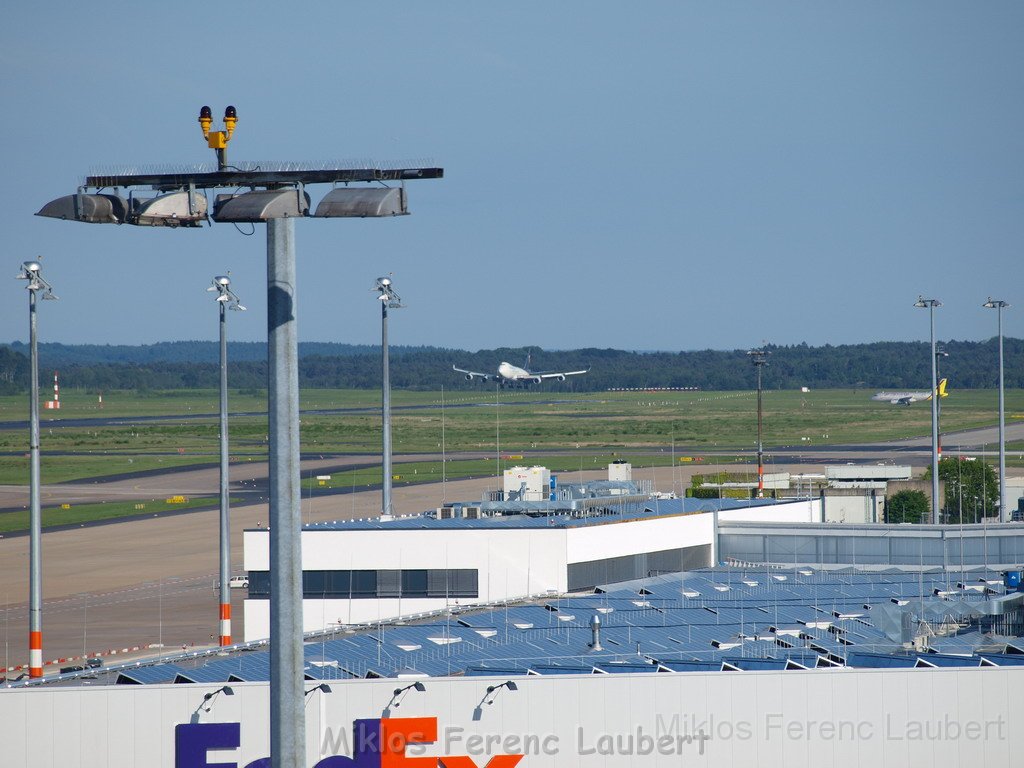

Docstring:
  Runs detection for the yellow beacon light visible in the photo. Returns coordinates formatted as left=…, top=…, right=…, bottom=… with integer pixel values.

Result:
left=198, top=105, right=213, bottom=139
left=224, top=105, right=237, bottom=139
left=198, top=105, right=238, bottom=170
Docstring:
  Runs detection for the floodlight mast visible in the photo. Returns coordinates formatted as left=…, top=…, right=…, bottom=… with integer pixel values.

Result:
left=209, top=275, right=245, bottom=646
left=915, top=296, right=942, bottom=523
left=983, top=298, right=1010, bottom=522
left=16, top=260, right=57, bottom=679
left=935, top=345, right=948, bottom=461
left=747, top=349, right=769, bottom=497
left=376, top=277, right=403, bottom=517
left=36, top=106, right=442, bottom=768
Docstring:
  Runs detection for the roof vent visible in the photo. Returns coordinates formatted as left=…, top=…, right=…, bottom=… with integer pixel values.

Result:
left=589, top=614, right=603, bottom=652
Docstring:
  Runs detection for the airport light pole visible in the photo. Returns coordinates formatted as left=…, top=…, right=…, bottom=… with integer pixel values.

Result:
left=935, top=345, right=948, bottom=461
left=376, top=277, right=403, bottom=517
left=747, top=349, right=769, bottom=497
left=915, top=296, right=942, bottom=523
left=209, top=276, right=245, bottom=645
left=36, top=106, right=442, bottom=768
left=983, top=298, right=1010, bottom=522
left=16, top=261, right=57, bottom=678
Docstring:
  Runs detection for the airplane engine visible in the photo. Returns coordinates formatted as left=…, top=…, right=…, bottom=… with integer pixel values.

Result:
left=556, top=374, right=566, bottom=382
left=466, top=374, right=474, bottom=381
left=532, top=376, right=543, bottom=384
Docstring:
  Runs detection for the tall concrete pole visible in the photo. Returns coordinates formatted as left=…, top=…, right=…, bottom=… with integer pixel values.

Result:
left=218, top=293, right=231, bottom=645
left=28, top=286, right=42, bottom=678
left=381, top=295, right=392, bottom=516
left=267, top=219, right=304, bottom=768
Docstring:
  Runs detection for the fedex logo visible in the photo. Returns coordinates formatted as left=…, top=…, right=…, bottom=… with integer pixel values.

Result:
left=176, top=717, right=523, bottom=768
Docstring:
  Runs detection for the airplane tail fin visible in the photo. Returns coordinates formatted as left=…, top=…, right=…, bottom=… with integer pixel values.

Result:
left=937, top=378, right=949, bottom=398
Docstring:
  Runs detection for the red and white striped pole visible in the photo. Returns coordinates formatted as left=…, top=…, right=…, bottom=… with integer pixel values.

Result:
left=45, top=370, right=60, bottom=410
left=220, top=602, right=232, bottom=646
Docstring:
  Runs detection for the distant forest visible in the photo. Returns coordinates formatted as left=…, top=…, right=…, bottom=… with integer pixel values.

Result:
left=0, top=339, right=1021, bottom=394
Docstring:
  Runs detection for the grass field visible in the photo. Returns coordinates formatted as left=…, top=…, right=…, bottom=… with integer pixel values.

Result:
left=0, top=387, right=1021, bottom=488
left=0, top=495, right=229, bottom=534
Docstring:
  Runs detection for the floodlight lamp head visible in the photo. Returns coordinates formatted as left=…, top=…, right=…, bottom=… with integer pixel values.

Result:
left=215, top=275, right=231, bottom=286
left=984, top=298, right=1009, bottom=310
left=378, top=277, right=391, bottom=287
left=17, top=261, right=57, bottom=298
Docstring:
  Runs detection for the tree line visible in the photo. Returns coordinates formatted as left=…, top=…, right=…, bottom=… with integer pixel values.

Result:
left=0, top=338, right=1020, bottom=394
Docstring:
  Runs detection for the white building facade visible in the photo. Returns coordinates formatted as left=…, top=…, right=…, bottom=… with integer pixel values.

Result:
left=243, top=498, right=818, bottom=640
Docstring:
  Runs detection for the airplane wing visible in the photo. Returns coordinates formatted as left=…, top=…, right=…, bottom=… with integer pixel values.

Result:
left=536, top=367, right=590, bottom=381
left=453, top=364, right=492, bottom=382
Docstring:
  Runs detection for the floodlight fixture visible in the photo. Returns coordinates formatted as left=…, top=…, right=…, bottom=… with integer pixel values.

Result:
left=130, top=190, right=208, bottom=227
left=389, top=680, right=426, bottom=709
left=984, top=298, right=1011, bottom=521
left=305, top=683, right=333, bottom=696
left=36, top=193, right=129, bottom=224
left=213, top=189, right=311, bottom=222
left=315, top=186, right=408, bottom=218
left=485, top=680, right=519, bottom=699
left=200, top=685, right=235, bottom=712
left=481, top=679, right=519, bottom=709
left=17, top=261, right=58, bottom=300
left=915, top=296, right=942, bottom=522
left=209, top=275, right=246, bottom=311
left=376, top=275, right=403, bottom=309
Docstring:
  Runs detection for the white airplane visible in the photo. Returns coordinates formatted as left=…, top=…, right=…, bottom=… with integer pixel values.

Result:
left=453, top=357, right=589, bottom=387
left=872, top=378, right=948, bottom=406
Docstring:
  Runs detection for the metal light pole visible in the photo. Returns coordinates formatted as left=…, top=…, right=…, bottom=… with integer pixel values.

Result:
left=984, top=298, right=1010, bottom=522
left=37, top=106, right=441, bottom=768
left=209, top=276, right=245, bottom=645
left=935, top=345, right=948, bottom=461
left=915, top=297, right=942, bottom=523
left=376, top=277, right=403, bottom=517
left=747, top=349, right=769, bottom=497
left=16, top=261, right=57, bottom=678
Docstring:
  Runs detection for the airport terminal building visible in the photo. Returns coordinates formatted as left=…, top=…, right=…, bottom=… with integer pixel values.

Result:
left=242, top=482, right=818, bottom=638
left=5, top=468, right=1024, bottom=767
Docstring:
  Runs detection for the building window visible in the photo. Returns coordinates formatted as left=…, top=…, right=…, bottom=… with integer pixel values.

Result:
left=246, top=568, right=478, bottom=599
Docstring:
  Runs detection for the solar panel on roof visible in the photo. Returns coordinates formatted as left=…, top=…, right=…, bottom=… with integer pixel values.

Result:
left=116, top=664, right=186, bottom=685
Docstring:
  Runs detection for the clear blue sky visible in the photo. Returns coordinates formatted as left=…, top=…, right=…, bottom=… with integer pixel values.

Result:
left=3, top=3, right=1021, bottom=352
